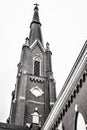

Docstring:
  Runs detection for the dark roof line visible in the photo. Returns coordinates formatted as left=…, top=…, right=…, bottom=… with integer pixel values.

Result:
left=57, top=40, right=87, bottom=99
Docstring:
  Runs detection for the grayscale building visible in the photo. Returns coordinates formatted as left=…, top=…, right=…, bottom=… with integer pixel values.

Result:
left=8, top=4, right=56, bottom=129
left=0, top=4, right=56, bottom=130
left=42, top=40, right=87, bottom=130
left=0, top=4, right=87, bottom=130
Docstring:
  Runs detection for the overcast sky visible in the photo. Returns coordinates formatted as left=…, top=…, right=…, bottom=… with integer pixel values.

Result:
left=0, top=0, right=87, bottom=123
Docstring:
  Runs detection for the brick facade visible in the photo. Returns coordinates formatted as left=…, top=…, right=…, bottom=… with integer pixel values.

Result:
left=8, top=5, right=56, bottom=129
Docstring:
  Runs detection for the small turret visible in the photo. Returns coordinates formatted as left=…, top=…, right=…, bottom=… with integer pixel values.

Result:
left=46, top=42, right=53, bottom=78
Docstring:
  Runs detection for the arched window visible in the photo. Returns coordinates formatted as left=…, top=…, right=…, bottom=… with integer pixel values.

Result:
left=31, top=108, right=41, bottom=124
left=33, top=56, right=41, bottom=76
left=75, top=111, right=86, bottom=130
left=32, top=111, right=39, bottom=124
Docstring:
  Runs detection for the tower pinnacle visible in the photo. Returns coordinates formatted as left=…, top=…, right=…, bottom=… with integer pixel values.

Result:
left=29, top=4, right=43, bottom=46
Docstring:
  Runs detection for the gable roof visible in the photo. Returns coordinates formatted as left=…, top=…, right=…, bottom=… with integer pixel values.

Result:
left=30, top=39, right=45, bottom=52
left=42, top=41, right=87, bottom=130
left=58, top=41, right=87, bottom=99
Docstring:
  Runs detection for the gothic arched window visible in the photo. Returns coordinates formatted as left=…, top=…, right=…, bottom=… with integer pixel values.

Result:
left=33, top=56, right=41, bottom=76
left=75, top=112, right=86, bottom=130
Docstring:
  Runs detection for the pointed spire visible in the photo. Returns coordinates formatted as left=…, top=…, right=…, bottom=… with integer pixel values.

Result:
left=29, top=4, right=43, bottom=46
left=30, top=4, right=41, bottom=27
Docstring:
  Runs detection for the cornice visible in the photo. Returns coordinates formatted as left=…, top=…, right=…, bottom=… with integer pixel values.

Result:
left=30, top=75, right=45, bottom=83
left=42, top=68, right=87, bottom=130
left=58, top=41, right=87, bottom=99
left=41, top=41, right=87, bottom=130
left=26, top=100, right=44, bottom=105
left=52, top=68, right=87, bottom=130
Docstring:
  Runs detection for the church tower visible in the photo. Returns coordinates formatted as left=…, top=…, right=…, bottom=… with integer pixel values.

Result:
left=9, top=4, right=56, bottom=129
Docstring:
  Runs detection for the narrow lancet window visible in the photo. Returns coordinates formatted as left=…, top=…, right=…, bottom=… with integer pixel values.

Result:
left=34, top=60, right=40, bottom=76
left=33, top=56, right=41, bottom=76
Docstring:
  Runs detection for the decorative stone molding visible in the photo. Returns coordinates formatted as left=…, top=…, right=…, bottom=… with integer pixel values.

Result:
left=26, top=100, right=44, bottom=105
left=30, top=86, right=44, bottom=98
left=30, top=75, right=45, bottom=83
left=30, top=39, right=45, bottom=52
left=42, top=42, right=87, bottom=130
left=52, top=68, right=87, bottom=130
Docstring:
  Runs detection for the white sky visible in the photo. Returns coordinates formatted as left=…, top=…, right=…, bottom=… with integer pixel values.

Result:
left=0, top=0, right=87, bottom=123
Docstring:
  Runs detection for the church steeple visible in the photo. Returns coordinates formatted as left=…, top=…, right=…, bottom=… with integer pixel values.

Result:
left=9, top=5, right=56, bottom=129
left=29, top=4, right=43, bottom=46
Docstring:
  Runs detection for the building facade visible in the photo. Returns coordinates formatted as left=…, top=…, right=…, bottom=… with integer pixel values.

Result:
left=8, top=4, right=56, bottom=130
left=0, top=4, right=87, bottom=130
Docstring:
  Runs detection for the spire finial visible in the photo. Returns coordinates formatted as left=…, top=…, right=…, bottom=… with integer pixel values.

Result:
left=34, top=3, right=39, bottom=10
left=34, top=3, right=39, bottom=7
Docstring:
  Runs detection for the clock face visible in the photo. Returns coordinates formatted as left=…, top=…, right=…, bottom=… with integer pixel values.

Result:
left=30, top=86, right=44, bottom=97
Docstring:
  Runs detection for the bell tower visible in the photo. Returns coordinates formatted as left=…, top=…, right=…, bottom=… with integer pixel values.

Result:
left=9, top=4, right=56, bottom=128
